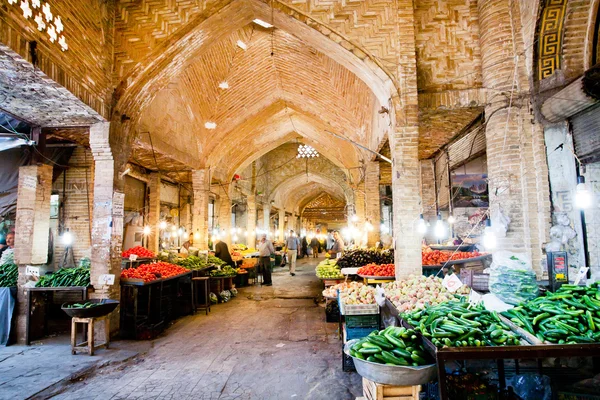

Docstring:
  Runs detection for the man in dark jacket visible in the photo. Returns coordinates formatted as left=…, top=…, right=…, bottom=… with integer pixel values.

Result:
left=214, top=238, right=235, bottom=267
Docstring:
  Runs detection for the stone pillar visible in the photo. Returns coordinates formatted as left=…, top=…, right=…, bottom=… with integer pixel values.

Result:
left=390, top=0, right=421, bottom=278
left=478, top=0, right=551, bottom=275
left=420, top=160, right=436, bottom=219
left=147, top=173, right=161, bottom=253
left=354, top=187, right=366, bottom=225
left=89, top=122, right=125, bottom=331
left=278, top=209, right=285, bottom=241
left=217, top=185, right=231, bottom=246
left=246, top=195, right=257, bottom=249
left=14, top=164, right=53, bottom=343
left=191, top=169, right=209, bottom=249
left=263, top=205, right=271, bottom=231
left=365, top=161, right=381, bottom=246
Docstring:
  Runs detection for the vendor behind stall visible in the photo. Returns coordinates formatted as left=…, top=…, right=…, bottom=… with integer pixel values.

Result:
left=214, top=238, right=235, bottom=268
left=0, top=232, right=14, bottom=264
left=329, top=231, right=344, bottom=258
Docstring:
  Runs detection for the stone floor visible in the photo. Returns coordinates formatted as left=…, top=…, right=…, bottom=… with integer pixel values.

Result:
left=48, top=257, right=361, bottom=400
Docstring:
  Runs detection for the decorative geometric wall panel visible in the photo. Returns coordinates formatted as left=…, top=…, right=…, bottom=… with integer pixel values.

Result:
left=537, top=0, right=567, bottom=80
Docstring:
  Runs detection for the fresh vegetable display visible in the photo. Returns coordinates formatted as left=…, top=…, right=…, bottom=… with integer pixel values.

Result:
left=340, top=283, right=376, bottom=305
left=316, top=261, right=343, bottom=279
left=322, top=281, right=364, bottom=298
left=422, top=250, right=484, bottom=266
left=36, top=266, right=91, bottom=287
left=0, top=252, right=18, bottom=287
left=383, top=275, right=470, bottom=312
left=208, top=255, right=226, bottom=266
left=120, top=262, right=188, bottom=283
left=209, top=265, right=237, bottom=277
left=122, top=246, right=155, bottom=259
left=336, top=249, right=394, bottom=269
left=348, top=327, right=433, bottom=366
left=174, top=256, right=208, bottom=270
left=64, top=301, right=100, bottom=309
left=500, top=283, right=600, bottom=344
left=357, top=263, right=395, bottom=277
left=403, top=299, right=522, bottom=348
left=489, top=265, right=538, bottom=305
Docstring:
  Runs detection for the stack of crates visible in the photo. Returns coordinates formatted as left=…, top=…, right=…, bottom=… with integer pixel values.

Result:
left=342, top=313, right=380, bottom=372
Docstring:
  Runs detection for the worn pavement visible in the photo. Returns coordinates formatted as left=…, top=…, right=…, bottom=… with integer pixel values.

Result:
left=44, top=256, right=361, bottom=400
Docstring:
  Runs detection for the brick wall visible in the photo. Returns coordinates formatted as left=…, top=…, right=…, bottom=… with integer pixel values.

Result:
left=52, top=147, right=94, bottom=268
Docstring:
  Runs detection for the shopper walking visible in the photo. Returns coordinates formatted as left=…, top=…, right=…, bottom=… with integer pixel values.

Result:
left=284, top=230, right=300, bottom=276
left=257, top=234, right=274, bottom=286
left=310, top=236, right=319, bottom=258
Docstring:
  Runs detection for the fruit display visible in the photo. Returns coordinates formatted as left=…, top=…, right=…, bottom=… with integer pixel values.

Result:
left=322, top=281, right=364, bottom=298
left=422, top=250, right=484, bottom=266
left=403, top=299, right=522, bottom=348
left=0, top=252, right=18, bottom=287
left=348, top=326, right=433, bottom=366
left=357, top=263, right=394, bottom=277
left=500, top=283, right=600, bottom=344
left=209, top=265, right=237, bottom=277
left=339, top=283, right=376, bottom=305
left=120, top=262, right=188, bottom=283
left=316, top=261, right=343, bottom=279
left=122, top=246, right=155, bottom=259
left=336, top=249, right=394, bottom=269
left=383, top=275, right=470, bottom=312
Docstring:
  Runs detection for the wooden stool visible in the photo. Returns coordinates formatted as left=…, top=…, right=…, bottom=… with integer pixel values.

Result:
left=71, top=316, right=109, bottom=356
left=192, top=277, right=210, bottom=315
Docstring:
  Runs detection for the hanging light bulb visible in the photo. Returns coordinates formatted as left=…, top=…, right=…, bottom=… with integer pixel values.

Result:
left=434, top=214, right=446, bottom=239
left=171, top=225, right=177, bottom=232
left=245, top=230, right=249, bottom=236
left=233, top=234, right=239, bottom=242
left=218, top=81, right=229, bottom=89
left=159, top=221, right=167, bottom=230
left=178, top=227, right=184, bottom=236
left=230, top=228, right=237, bottom=235
left=171, top=231, right=178, bottom=238
left=575, top=176, right=592, bottom=209
left=194, top=230, right=201, bottom=240
left=351, top=214, right=359, bottom=223
left=143, top=226, right=151, bottom=235
left=447, top=215, right=456, bottom=224
left=61, top=230, right=73, bottom=246
left=365, top=221, right=374, bottom=232
left=417, top=214, right=427, bottom=234
left=183, top=232, right=189, bottom=240
left=237, top=227, right=242, bottom=234
left=204, top=121, right=217, bottom=129
left=482, top=219, right=497, bottom=250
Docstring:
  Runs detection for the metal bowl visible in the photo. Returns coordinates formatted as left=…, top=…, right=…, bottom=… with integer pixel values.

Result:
left=61, top=299, right=119, bottom=318
left=344, top=339, right=437, bottom=386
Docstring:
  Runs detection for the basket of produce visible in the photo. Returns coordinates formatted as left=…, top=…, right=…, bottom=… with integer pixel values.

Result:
left=61, top=299, right=119, bottom=318
left=357, top=263, right=395, bottom=279
left=339, top=284, right=379, bottom=315
left=316, top=261, right=344, bottom=279
left=344, top=327, right=437, bottom=386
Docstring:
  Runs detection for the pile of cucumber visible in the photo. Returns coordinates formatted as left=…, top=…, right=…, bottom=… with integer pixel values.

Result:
left=501, top=283, right=600, bottom=344
left=404, top=299, right=522, bottom=348
left=64, top=301, right=99, bottom=309
left=36, top=266, right=90, bottom=288
left=349, top=327, right=431, bottom=366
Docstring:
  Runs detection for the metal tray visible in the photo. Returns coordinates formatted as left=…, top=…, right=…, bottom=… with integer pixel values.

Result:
left=344, top=339, right=437, bottom=386
left=61, top=299, right=119, bottom=318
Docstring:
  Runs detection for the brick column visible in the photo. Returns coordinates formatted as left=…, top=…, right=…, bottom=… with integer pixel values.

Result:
left=420, top=160, right=436, bottom=219
left=147, top=173, right=161, bottom=253
left=278, top=209, right=285, bottom=241
left=14, top=164, right=53, bottom=343
left=354, top=187, right=366, bottom=225
left=365, top=161, right=381, bottom=246
left=246, top=195, right=257, bottom=249
left=390, top=0, right=421, bottom=278
left=89, top=122, right=124, bottom=330
left=217, top=185, right=231, bottom=246
left=191, top=169, right=209, bottom=249
left=478, top=0, right=551, bottom=274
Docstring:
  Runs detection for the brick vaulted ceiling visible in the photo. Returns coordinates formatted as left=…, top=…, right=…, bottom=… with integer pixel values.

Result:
left=137, top=25, right=377, bottom=180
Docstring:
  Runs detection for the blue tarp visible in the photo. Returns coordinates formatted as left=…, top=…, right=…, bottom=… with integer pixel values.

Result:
left=0, top=287, right=15, bottom=345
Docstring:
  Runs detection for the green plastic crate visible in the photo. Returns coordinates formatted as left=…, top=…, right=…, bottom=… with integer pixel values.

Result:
left=345, top=314, right=379, bottom=329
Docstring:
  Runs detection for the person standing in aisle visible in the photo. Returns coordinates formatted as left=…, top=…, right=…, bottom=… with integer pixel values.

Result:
left=257, top=234, right=274, bottom=286
left=285, top=230, right=300, bottom=276
left=310, top=236, right=319, bottom=258
left=329, top=231, right=345, bottom=258
left=214, top=237, right=235, bottom=268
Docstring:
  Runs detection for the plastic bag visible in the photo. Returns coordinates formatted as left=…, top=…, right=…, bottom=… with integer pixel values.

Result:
left=509, top=374, right=551, bottom=400
left=488, top=251, right=538, bottom=305
left=209, top=292, right=218, bottom=304
left=219, top=290, right=231, bottom=303
left=230, top=288, right=238, bottom=297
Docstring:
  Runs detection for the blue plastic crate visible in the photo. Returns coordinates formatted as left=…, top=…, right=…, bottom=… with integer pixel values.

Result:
left=345, top=326, right=375, bottom=341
